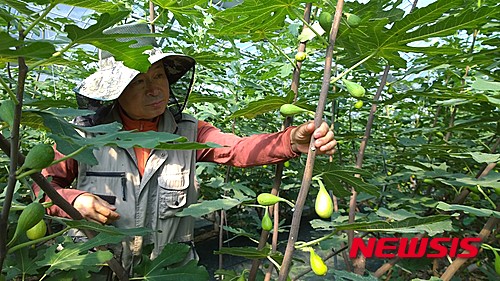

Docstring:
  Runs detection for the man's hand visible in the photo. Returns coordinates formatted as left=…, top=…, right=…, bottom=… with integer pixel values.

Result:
left=73, top=193, right=120, bottom=224
left=290, top=121, right=337, bottom=155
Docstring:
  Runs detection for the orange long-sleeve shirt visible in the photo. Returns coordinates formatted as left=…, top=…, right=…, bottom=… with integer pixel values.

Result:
left=35, top=116, right=298, bottom=218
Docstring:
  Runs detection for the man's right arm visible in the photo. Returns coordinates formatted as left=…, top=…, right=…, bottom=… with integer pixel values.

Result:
left=32, top=146, right=84, bottom=218
left=33, top=146, right=120, bottom=224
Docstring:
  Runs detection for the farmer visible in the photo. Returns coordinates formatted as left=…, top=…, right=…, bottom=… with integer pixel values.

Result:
left=34, top=23, right=336, bottom=274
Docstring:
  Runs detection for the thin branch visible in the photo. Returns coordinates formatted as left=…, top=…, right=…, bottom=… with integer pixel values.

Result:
left=355, top=64, right=390, bottom=168
left=444, top=106, right=457, bottom=142
left=0, top=43, right=28, bottom=270
left=427, top=106, right=441, bottom=144
left=23, top=3, right=57, bottom=37
left=249, top=4, right=312, bottom=281
left=349, top=64, right=390, bottom=275
left=149, top=1, right=155, bottom=33
left=278, top=1, right=345, bottom=279
left=440, top=208, right=499, bottom=281
left=453, top=137, right=499, bottom=204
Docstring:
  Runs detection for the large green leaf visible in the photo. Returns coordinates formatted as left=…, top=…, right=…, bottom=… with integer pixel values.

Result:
left=472, top=77, right=500, bottom=91
left=0, top=100, right=15, bottom=127
left=439, top=172, right=500, bottom=189
left=376, top=207, right=419, bottom=221
left=0, top=31, right=19, bottom=49
left=176, top=198, right=242, bottom=217
left=229, top=94, right=294, bottom=119
left=7, top=247, right=41, bottom=280
left=37, top=111, right=221, bottom=162
left=436, top=202, right=500, bottom=218
left=134, top=243, right=190, bottom=277
left=2, top=0, right=35, bottom=15
left=315, top=164, right=380, bottom=197
left=338, top=0, right=496, bottom=69
left=139, top=260, right=209, bottom=281
left=57, top=0, right=128, bottom=13
left=152, top=0, right=209, bottom=27
left=63, top=12, right=162, bottom=73
left=210, top=0, right=304, bottom=39
left=188, top=92, right=228, bottom=106
left=215, top=246, right=270, bottom=259
left=450, top=152, right=500, bottom=164
left=36, top=235, right=117, bottom=275
left=0, top=41, right=55, bottom=62
left=61, top=219, right=153, bottom=236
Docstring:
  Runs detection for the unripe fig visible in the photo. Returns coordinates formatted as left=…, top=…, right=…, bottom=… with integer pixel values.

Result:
left=237, top=272, right=246, bottom=281
left=257, top=193, right=295, bottom=208
left=257, top=193, right=283, bottom=206
left=354, top=100, right=363, bottom=109
left=388, top=84, right=396, bottom=94
left=8, top=202, right=45, bottom=246
left=315, top=182, right=333, bottom=219
left=318, top=12, right=333, bottom=33
left=310, top=249, right=328, bottom=276
left=494, top=250, right=500, bottom=275
left=345, top=13, right=361, bottom=28
left=26, top=219, right=47, bottom=240
left=342, top=79, right=365, bottom=98
left=295, top=51, right=307, bottom=62
left=22, top=143, right=55, bottom=170
left=280, top=104, right=309, bottom=117
left=261, top=207, right=273, bottom=231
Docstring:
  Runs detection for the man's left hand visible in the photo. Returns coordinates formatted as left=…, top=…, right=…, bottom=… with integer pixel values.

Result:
left=290, top=121, right=337, bottom=155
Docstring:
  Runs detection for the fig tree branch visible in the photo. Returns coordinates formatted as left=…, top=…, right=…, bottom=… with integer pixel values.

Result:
left=0, top=134, right=130, bottom=281
left=440, top=207, right=499, bottom=281
left=278, top=1, right=345, bottom=279
left=453, top=137, right=499, bottom=204
left=249, top=5, right=313, bottom=281
left=0, top=43, right=28, bottom=270
left=348, top=64, right=390, bottom=275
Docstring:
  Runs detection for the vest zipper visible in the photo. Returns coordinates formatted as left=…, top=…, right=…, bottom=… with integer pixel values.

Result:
left=85, top=171, right=127, bottom=201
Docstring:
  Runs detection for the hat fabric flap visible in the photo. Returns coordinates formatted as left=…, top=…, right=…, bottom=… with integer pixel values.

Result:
left=77, top=22, right=195, bottom=103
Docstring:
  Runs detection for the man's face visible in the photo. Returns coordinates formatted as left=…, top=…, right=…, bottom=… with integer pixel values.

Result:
left=118, top=61, right=170, bottom=120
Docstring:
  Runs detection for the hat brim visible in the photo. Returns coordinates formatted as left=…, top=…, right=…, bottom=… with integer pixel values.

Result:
left=78, top=53, right=195, bottom=101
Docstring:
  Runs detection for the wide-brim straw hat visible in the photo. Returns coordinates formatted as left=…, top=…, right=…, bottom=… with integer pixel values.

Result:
left=76, top=22, right=195, bottom=117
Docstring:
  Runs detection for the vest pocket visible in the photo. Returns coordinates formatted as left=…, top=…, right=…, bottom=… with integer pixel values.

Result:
left=85, top=171, right=127, bottom=202
left=157, top=170, right=189, bottom=218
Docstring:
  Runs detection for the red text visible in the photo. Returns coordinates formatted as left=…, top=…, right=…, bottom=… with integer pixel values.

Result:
left=349, top=237, right=481, bottom=258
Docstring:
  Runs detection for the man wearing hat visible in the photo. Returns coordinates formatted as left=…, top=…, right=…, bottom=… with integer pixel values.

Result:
left=34, top=23, right=337, bottom=273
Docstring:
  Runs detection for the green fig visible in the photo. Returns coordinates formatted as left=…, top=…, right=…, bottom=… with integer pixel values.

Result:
left=8, top=202, right=45, bottom=247
left=261, top=207, right=273, bottom=231
left=310, top=249, right=328, bottom=276
left=315, top=182, right=333, bottom=219
left=279, top=104, right=310, bottom=117
left=318, top=12, right=333, bottom=33
left=342, top=79, right=365, bottom=98
left=345, top=13, right=361, bottom=28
